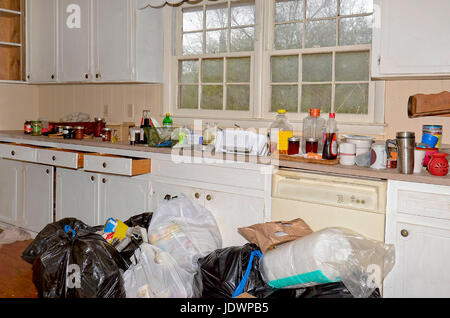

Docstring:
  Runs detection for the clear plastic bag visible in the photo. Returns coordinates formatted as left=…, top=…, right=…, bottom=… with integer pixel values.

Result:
left=148, top=196, right=222, bottom=273
left=123, top=243, right=194, bottom=298
left=261, top=228, right=395, bottom=298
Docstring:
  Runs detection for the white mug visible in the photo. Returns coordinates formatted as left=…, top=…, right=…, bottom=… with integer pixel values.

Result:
left=370, top=144, right=387, bottom=170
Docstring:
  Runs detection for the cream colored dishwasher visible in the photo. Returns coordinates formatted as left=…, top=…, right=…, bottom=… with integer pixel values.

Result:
left=271, top=169, right=387, bottom=242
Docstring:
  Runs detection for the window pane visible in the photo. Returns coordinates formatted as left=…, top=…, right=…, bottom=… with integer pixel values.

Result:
left=227, top=57, right=251, bottom=83
left=271, top=85, right=298, bottom=112
left=275, top=0, right=304, bottom=23
left=206, top=4, right=228, bottom=29
left=340, top=0, right=373, bottom=15
left=227, top=85, right=250, bottom=111
left=271, top=55, right=299, bottom=83
left=206, top=30, right=227, bottom=54
left=179, top=60, right=199, bottom=83
left=202, top=59, right=224, bottom=83
left=335, top=51, right=370, bottom=81
left=305, top=19, right=336, bottom=48
left=335, top=84, right=369, bottom=114
left=231, top=0, right=255, bottom=26
left=180, top=85, right=198, bottom=109
left=302, top=53, right=332, bottom=82
left=339, top=16, right=372, bottom=46
left=230, top=27, right=254, bottom=52
left=183, top=7, right=203, bottom=32
left=306, top=0, right=337, bottom=19
left=274, top=23, right=303, bottom=50
left=301, top=84, right=331, bottom=113
left=201, top=85, right=223, bottom=110
left=183, top=32, right=203, bottom=55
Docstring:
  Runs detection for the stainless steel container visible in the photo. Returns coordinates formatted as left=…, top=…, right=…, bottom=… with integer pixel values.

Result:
left=386, top=132, right=416, bottom=174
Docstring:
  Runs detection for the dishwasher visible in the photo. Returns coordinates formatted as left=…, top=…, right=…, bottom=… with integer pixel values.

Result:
left=271, top=169, right=387, bottom=242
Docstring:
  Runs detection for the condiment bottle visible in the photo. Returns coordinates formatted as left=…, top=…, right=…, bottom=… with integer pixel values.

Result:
left=163, top=113, right=173, bottom=128
left=322, top=113, right=338, bottom=160
left=269, top=109, right=293, bottom=155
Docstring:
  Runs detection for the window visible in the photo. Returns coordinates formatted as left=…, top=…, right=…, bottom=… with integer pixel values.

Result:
left=268, top=0, right=374, bottom=121
left=168, top=0, right=383, bottom=130
left=176, top=1, right=257, bottom=115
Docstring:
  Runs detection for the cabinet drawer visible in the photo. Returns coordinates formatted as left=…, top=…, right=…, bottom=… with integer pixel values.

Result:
left=84, top=154, right=151, bottom=176
left=37, top=148, right=85, bottom=169
left=0, top=143, right=39, bottom=162
left=397, top=189, right=450, bottom=221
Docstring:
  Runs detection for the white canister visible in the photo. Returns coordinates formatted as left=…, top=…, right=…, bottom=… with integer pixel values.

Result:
left=414, top=149, right=427, bottom=174
left=370, top=144, right=387, bottom=170
left=340, top=143, right=356, bottom=166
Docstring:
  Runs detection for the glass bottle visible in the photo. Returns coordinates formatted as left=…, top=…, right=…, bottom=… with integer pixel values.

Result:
left=269, top=109, right=294, bottom=155
left=302, top=108, right=326, bottom=154
left=163, top=113, right=173, bottom=128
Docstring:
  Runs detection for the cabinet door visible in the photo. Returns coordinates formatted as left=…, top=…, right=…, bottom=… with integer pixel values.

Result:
left=204, top=191, right=265, bottom=247
left=56, top=168, right=99, bottom=226
left=22, top=163, right=54, bottom=233
left=99, top=175, right=151, bottom=222
left=26, top=0, right=57, bottom=82
left=152, top=181, right=204, bottom=209
left=94, top=0, right=133, bottom=82
left=373, top=0, right=450, bottom=77
left=386, top=222, right=450, bottom=298
left=58, top=0, right=92, bottom=82
left=0, top=159, right=22, bottom=225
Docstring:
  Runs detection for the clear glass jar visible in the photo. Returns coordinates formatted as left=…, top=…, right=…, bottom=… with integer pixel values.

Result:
left=269, top=109, right=293, bottom=155
left=302, top=108, right=326, bottom=154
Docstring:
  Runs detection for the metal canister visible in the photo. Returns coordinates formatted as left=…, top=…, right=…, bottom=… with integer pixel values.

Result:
left=386, top=132, right=416, bottom=174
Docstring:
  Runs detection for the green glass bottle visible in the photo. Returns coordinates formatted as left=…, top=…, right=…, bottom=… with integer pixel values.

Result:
left=163, top=113, right=173, bottom=128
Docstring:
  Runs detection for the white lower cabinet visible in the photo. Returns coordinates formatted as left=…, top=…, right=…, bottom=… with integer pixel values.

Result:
left=384, top=180, right=450, bottom=298
left=56, top=168, right=151, bottom=226
left=152, top=180, right=266, bottom=248
left=0, top=159, right=23, bottom=225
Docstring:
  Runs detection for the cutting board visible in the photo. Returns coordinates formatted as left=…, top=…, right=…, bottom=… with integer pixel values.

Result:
left=274, top=154, right=340, bottom=165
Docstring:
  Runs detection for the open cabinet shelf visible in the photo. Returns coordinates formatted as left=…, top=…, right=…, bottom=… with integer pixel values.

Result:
left=0, top=0, right=25, bottom=81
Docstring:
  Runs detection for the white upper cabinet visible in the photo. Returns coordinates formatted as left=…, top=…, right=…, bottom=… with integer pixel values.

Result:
left=58, top=0, right=93, bottom=82
left=26, top=0, right=57, bottom=83
left=26, top=0, right=164, bottom=83
left=372, top=0, right=450, bottom=78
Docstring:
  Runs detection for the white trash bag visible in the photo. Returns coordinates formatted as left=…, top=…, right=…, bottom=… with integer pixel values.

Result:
left=148, top=195, right=222, bottom=273
left=261, top=227, right=395, bottom=298
left=123, top=243, right=194, bottom=298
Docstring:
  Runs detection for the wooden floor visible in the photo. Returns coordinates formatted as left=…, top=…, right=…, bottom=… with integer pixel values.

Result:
left=0, top=234, right=38, bottom=298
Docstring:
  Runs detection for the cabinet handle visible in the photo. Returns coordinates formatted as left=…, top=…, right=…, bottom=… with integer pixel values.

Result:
left=195, top=193, right=200, bottom=199
left=102, top=162, right=107, bottom=168
left=52, top=156, right=56, bottom=161
left=206, top=194, right=212, bottom=201
left=401, top=229, right=409, bottom=237
left=102, top=178, right=107, bottom=184
left=91, top=176, right=95, bottom=182
left=11, top=150, right=15, bottom=156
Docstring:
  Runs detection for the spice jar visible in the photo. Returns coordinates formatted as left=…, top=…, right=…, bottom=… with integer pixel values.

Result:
left=95, top=117, right=106, bottom=137
left=102, top=128, right=112, bottom=142
left=55, top=125, right=64, bottom=134
left=288, top=137, right=300, bottom=155
left=31, top=121, right=42, bottom=136
left=74, top=126, right=84, bottom=140
left=24, top=120, right=32, bottom=135
left=63, top=126, right=73, bottom=139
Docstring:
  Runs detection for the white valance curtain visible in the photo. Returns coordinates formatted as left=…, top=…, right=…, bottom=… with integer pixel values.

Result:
left=139, top=0, right=192, bottom=8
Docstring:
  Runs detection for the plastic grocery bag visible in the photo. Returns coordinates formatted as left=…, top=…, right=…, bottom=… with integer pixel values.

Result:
left=265, top=282, right=381, bottom=298
left=148, top=196, right=222, bottom=273
left=23, top=218, right=128, bottom=298
left=261, top=227, right=395, bottom=298
left=123, top=243, right=194, bottom=298
left=193, top=244, right=268, bottom=298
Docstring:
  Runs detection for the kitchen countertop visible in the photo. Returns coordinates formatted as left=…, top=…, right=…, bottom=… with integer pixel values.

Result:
left=1, top=130, right=450, bottom=186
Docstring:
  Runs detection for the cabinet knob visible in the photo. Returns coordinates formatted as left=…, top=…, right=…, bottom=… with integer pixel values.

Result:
left=164, top=194, right=172, bottom=200
left=91, top=176, right=95, bottom=182
left=51, top=74, right=55, bottom=79
left=46, top=169, right=50, bottom=174
left=52, top=156, right=56, bottom=161
left=11, top=150, right=15, bottom=156
left=401, top=229, right=409, bottom=237
left=195, top=193, right=200, bottom=199
left=85, top=74, right=89, bottom=79
left=206, top=194, right=212, bottom=201
left=102, top=178, right=107, bottom=184
left=96, top=73, right=101, bottom=79
left=102, top=162, right=107, bottom=168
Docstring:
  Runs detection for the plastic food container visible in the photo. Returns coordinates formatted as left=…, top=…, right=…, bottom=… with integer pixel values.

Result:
left=342, top=135, right=373, bottom=167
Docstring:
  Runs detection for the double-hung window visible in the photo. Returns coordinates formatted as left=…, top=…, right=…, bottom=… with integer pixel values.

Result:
left=175, top=0, right=260, bottom=119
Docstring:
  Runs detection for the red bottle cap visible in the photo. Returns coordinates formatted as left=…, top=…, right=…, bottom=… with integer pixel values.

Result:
left=329, top=113, right=336, bottom=119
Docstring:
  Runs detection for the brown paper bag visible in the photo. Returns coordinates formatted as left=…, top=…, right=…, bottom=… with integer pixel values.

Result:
left=238, top=218, right=313, bottom=253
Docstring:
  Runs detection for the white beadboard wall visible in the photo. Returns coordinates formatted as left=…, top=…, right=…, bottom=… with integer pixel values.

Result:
left=38, top=84, right=164, bottom=126
left=0, top=84, right=39, bottom=130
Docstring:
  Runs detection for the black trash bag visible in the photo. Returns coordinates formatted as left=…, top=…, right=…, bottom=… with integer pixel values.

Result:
left=22, top=218, right=98, bottom=265
left=123, top=212, right=153, bottom=229
left=32, top=226, right=128, bottom=298
left=193, top=243, right=268, bottom=298
left=265, top=282, right=381, bottom=298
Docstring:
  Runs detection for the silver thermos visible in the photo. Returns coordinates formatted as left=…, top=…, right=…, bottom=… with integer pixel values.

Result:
left=386, top=132, right=416, bottom=174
